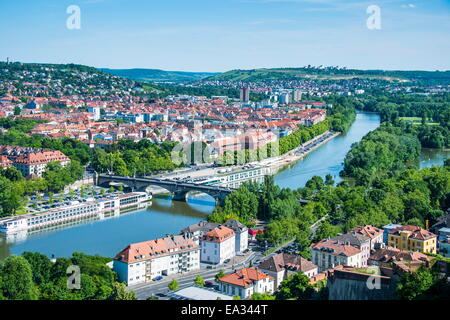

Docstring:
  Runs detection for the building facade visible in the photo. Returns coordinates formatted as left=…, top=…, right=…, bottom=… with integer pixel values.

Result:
left=113, top=235, right=200, bottom=286
left=258, top=253, right=318, bottom=288
left=335, top=231, right=371, bottom=267
left=218, top=267, right=274, bottom=299
left=351, top=225, right=384, bottom=249
left=387, top=225, right=437, bottom=254
left=223, top=219, right=248, bottom=254
left=200, top=226, right=235, bottom=264
left=311, top=239, right=363, bottom=272
left=14, top=150, right=70, bottom=177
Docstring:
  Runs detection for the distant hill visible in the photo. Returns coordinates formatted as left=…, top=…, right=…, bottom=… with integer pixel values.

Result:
left=100, top=68, right=218, bottom=82
left=204, top=67, right=450, bottom=85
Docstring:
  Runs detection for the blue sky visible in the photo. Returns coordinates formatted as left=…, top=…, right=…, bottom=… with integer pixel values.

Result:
left=0, top=0, right=449, bottom=72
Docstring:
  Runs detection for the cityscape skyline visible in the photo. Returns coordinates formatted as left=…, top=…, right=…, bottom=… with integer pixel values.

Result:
left=1, top=0, right=450, bottom=72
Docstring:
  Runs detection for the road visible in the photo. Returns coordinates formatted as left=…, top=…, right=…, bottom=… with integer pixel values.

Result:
left=148, top=131, right=339, bottom=184
left=130, top=239, right=296, bottom=300
left=131, top=250, right=259, bottom=300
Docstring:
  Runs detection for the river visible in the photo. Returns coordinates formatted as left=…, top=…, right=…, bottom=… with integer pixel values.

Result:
left=274, top=112, right=381, bottom=188
left=1, top=111, right=448, bottom=260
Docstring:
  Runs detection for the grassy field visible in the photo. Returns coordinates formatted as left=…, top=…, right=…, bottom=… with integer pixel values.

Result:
left=399, top=117, right=440, bottom=126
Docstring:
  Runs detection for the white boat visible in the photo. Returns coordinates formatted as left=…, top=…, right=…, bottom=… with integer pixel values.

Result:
left=0, top=192, right=149, bottom=234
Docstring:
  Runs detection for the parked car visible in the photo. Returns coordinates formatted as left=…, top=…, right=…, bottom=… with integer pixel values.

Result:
left=204, top=281, right=214, bottom=288
left=206, top=265, right=213, bottom=269
left=223, top=259, right=231, bottom=264
left=152, top=276, right=163, bottom=281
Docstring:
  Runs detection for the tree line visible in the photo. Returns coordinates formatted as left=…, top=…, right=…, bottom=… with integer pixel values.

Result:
left=0, top=252, right=135, bottom=300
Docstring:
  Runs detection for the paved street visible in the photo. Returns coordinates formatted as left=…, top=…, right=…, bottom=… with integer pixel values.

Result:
left=130, top=250, right=260, bottom=300
left=129, top=239, right=298, bottom=300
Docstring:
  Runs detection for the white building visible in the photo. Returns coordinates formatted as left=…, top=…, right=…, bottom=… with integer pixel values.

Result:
left=181, top=221, right=220, bottom=245
left=258, top=253, right=318, bottom=288
left=351, top=225, right=384, bottom=249
left=311, top=239, right=363, bottom=272
left=13, top=150, right=70, bottom=177
left=218, top=267, right=274, bottom=299
left=113, top=235, right=200, bottom=286
left=223, top=219, right=248, bottom=254
left=87, top=106, right=101, bottom=121
left=200, top=226, right=235, bottom=264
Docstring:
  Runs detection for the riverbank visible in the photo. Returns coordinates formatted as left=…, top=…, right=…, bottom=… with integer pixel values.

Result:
left=261, top=131, right=341, bottom=173
left=151, top=129, right=342, bottom=185
left=0, top=112, right=382, bottom=260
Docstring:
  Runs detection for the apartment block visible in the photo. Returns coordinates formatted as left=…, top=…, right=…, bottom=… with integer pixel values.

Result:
left=113, top=235, right=200, bottom=286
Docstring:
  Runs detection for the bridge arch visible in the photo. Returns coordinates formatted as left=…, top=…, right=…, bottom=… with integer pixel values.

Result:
left=95, top=174, right=231, bottom=205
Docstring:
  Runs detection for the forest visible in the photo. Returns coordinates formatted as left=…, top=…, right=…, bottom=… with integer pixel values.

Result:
left=0, top=252, right=135, bottom=300
left=358, top=92, right=450, bottom=148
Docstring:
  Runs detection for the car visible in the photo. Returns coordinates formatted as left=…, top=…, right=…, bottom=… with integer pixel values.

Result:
left=206, top=265, right=213, bottom=269
left=156, top=293, right=166, bottom=297
left=204, top=281, right=214, bottom=287
left=223, top=259, right=231, bottom=264
left=152, top=276, right=163, bottom=281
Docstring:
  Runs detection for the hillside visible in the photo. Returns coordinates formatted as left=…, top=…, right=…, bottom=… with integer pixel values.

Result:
left=0, top=62, right=138, bottom=97
left=205, top=67, right=450, bottom=85
left=100, top=68, right=218, bottom=83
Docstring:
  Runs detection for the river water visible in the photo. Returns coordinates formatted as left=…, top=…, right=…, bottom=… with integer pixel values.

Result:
left=274, top=112, right=381, bottom=189
left=1, top=112, right=448, bottom=260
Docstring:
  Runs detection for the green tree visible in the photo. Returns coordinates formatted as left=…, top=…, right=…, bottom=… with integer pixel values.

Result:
left=21, top=252, right=52, bottom=285
left=109, top=282, right=136, bottom=300
left=215, top=270, right=226, bottom=281
left=194, top=275, right=205, bottom=287
left=396, top=266, right=434, bottom=300
left=276, top=273, right=315, bottom=300
left=0, top=255, right=37, bottom=300
left=325, top=174, right=335, bottom=186
left=168, top=279, right=179, bottom=291
left=313, top=221, right=340, bottom=242
left=250, top=292, right=275, bottom=300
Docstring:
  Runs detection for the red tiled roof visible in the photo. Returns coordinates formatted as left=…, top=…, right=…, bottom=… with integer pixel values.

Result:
left=202, top=226, right=235, bottom=243
left=311, top=239, right=361, bottom=256
left=219, top=267, right=272, bottom=288
left=389, top=225, right=437, bottom=241
left=114, top=235, right=198, bottom=264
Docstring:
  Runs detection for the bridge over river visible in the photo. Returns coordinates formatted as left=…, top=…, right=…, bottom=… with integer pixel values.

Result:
left=95, top=174, right=234, bottom=204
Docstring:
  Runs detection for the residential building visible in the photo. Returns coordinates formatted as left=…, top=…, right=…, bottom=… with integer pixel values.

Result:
left=13, top=150, right=70, bottom=177
left=200, top=226, right=235, bottom=264
left=240, top=87, right=250, bottom=103
left=181, top=221, right=220, bottom=244
left=368, top=247, right=432, bottom=268
left=439, top=238, right=450, bottom=258
left=218, top=267, right=274, bottom=299
left=0, top=155, right=12, bottom=168
left=113, top=235, right=200, bottom=286
left=311, top=239, right=363, bottom=272
left=387, top=225, right=437, bottom=254
left=223, top=219, right=248, bottom=254
left=258, top=253, right=318, bottom=288
left=351, top=225, right=384, bottom=249
left=292, top=89, right=302, bottom=102
left=280, top=93, right=290, bottom=105
left=382, top=224, right=402, bottom=243
left=335, top=231, right=371, bottom=267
